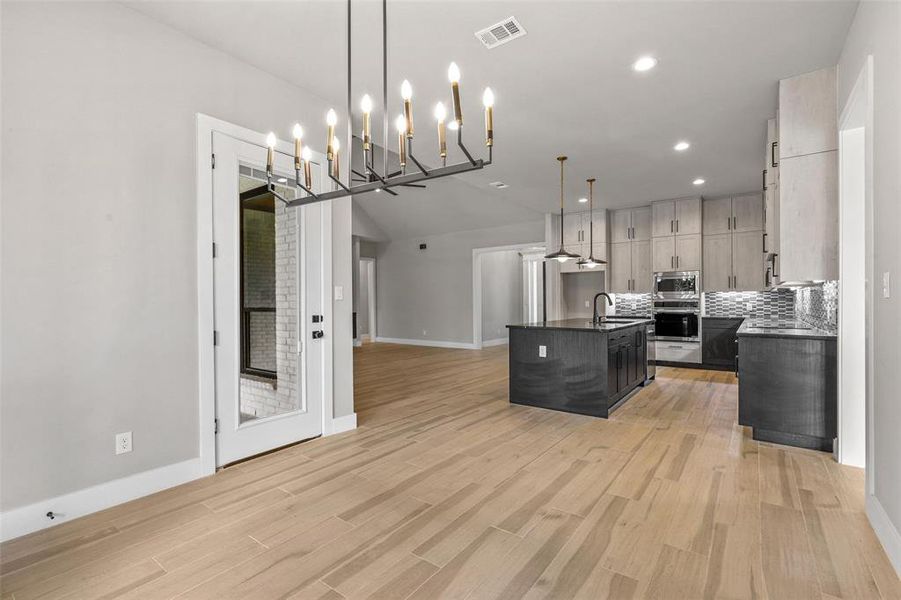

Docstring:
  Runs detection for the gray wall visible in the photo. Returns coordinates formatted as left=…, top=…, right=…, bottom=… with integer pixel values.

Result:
left=359, top=261, right=371, bottom=336
left=837, top=1, right=901, bottom=549
left=0, top=2, right=349, bottom=511
left=480, top=251, right=523, bottom=343
left=562, top=271, right=607, bottom=319
left=375, top=221, right=543, bottom=344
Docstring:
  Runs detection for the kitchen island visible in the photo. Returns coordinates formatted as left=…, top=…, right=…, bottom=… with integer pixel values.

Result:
left=507, top=318, right=651, bottom=418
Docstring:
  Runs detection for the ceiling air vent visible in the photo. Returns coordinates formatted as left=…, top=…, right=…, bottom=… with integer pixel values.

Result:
left=475, top=17, right=526, bottom=50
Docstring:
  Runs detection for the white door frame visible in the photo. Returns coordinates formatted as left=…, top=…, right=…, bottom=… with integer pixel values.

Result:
left=837, top=59, right=875, bottom=478
left=472, top=242, right=544, bottom=350
left=195, top=113, right=334, bottom=475
left=360, top=257, right=377, bottom=341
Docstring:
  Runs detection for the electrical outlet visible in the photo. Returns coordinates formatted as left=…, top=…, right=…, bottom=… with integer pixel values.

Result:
left=334, top=286, right=344, bottom=301
left=538, top=345, right=547, bottom=358
left=746, top=302, right=753, bottom=311
left=584, top=300, right=590, bottom=308
left=115, top=431, right=133, bottom=455
left=422, top=329, right=427, bottom=336
left=631, top=302, right=637, bottom=310
left=883, top=272, right=891, bottom=299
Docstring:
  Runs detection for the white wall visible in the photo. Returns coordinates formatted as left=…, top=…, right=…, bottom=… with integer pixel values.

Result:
left=562, top=271, right=607, bottom=319
left=375, top=221, right=543, bottom=345
left=0, top=2, right=351, bottom=514
left=837, top=0, right=901, bottom=572
left=480, top=250, right=522, bottom=343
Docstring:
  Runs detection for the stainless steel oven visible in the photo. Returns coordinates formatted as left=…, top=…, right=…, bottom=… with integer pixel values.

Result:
left=654, top=271, right=700, bottom=300
left=653, top=308, right=700, bottom=341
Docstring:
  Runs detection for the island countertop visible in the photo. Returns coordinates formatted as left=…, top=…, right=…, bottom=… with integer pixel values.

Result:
left=507, top=318, right=653, bottom=333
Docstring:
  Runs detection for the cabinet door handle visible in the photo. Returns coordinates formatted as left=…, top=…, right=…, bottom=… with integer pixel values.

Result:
left=733, top=216, right=737, bottom=229
left=671, top=256, right=674, bottom=268
left=676, top=219, right=679, bottom=233
left=727, top=217, right=731, bottom=230
left=676, top=256, right=680, bottom=268
left=734, top=274, right=737, bottom=288
left=773, top=253, right=779, bottom=278
left=762, top=169, right=768, bottom=191
left=763, top=232, right=768, bottom=253
left=670, top=220, right=674, bottom=233
left=771, top=141, right=778, bottom=168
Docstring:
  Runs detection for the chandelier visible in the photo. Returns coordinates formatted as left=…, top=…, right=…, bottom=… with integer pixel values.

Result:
left=262, top=0, right=495, bottom=207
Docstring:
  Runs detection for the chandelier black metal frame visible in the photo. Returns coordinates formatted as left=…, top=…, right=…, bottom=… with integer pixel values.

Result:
left=263, top=0, right=494, bottom=209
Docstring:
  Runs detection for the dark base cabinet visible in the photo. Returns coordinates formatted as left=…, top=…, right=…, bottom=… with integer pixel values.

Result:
left=509, top=324, right=647, bottom=418
left=702, top=318, right=743, bottom=371
left=738, top=334, right=837, bottom=452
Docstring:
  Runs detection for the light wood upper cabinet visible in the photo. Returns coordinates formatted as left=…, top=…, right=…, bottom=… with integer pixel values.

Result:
left=731, top=193, right=764, bottom=232
left=610, top=209, right=632, bottom=243
left=675, top=234, right=701, bottom=271
left=703, top=233, right=732, bottom=292
left=609, top=242, right=632, bottom=293
left=652, top=237, right=676, bottom=272
left=651, top=202, right=676, bottom=238
left=631, top=207, right=651, bottom=242
left=588, top=209, right=606, bottom=247
left=631, top=241, right=652, bottom=293
left=779, top=67, right=837, bottom=160
left=562, top=212, right=583, bottom=252
left=703, top=197, right=733, bottom=235
left=778, top=151, right=838, bottom=282
left=732, top=231, right=765, bottom=291
left=674, top=197, right=702, bottom=235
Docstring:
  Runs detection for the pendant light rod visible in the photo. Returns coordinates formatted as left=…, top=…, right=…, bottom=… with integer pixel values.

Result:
left=587, top=177, right=595, bottom=247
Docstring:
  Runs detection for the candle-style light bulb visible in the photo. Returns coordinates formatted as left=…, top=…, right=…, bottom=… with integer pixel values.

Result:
left=332, top=137, right=340, bottom=178
left=301, top=146, right=313, bottom=188
left=325, top=109, right=337, bottom=160
left=448, top=62, right=463, bottom=125
left=265, top=132, right=277, bottom=174
left=434, top=102, right=447, bottom=158
left=482, top=87, right=494, bottom=147
left=292, top=124, right=303, bottom=170
left=401, top=80, right=414, bottom=138
left=361, top=94, right=373, bottom=150
left=395, top=115, right=407, bottom=168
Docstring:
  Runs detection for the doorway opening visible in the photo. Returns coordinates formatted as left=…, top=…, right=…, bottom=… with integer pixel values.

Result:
left=837, top=57, right=873, bottom=473
left=358, top=257, right=376, bottom=343
left=472, top=243, right=545, bottom=349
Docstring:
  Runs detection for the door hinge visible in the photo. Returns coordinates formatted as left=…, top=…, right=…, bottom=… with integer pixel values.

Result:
left=213, top=330, right=219, bottom=346
left=214, top=418, right=219, bottom=434
left=211, top=153, right=216, bottom=169
left=212, top=242, right=217, bottom=258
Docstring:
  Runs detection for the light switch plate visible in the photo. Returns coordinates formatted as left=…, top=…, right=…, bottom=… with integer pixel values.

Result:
left=883, top=272, right=891, bottom=299
left=538, top=345, right=547, bottom=358
left=584, top=300, right=590, bottom=308
left=334, top=286, right=344, bottom=301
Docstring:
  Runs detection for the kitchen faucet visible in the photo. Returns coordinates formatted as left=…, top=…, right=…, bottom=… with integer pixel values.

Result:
left=593, top=293, right=613, bottom=325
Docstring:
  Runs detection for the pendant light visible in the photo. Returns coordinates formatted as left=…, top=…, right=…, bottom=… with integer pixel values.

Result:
left=577, top=178, right=606, bottom=268
left=545, top=156, right=582, bottom=263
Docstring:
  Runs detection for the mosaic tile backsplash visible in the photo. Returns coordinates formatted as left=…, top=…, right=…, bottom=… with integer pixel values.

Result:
left=609, top=293, right=652, bottom=317
left=795, top=281, right=839, bottom=332
left=703, top=289, right=795, bottom=320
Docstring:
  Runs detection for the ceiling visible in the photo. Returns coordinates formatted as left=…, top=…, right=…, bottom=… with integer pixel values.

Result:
left=124, top=0, right=858, bottom=239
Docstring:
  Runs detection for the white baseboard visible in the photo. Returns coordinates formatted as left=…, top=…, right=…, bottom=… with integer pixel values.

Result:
left=0, top=457, right=204, bottom=543
left=867, top=494, right=901, bottom=577
left=324, top=412, right=357, bottom=436
left=481, top=338, right=508, bottom=347
left=373, top=336, right=477, bottom=350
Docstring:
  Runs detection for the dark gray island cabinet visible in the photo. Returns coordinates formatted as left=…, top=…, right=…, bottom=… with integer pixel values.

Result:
left=507, top=319, right=650, bottom=418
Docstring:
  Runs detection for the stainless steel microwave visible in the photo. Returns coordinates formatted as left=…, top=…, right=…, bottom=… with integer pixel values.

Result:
left=653, top=271, right=700, bottom=300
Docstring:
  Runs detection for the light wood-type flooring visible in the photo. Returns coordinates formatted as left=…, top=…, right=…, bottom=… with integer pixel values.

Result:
left=2, top=342, right=899, bottom=599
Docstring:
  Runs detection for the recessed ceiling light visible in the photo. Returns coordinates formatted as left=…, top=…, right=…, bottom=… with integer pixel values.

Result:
left=632, top=56, right=657, bottom=72
left=693, top=178, right=705, bottom=185
left=489, top=181, right=509, bottom=189
left=674, top=141, right=690, bottom=151
left=578, top=197, right=588, bottom=203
